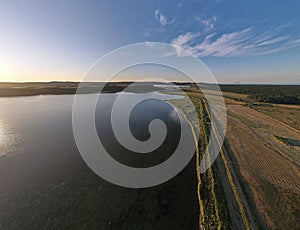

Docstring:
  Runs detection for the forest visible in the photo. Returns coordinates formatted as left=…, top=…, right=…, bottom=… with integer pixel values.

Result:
left=220, top=85, right=300, bottom=105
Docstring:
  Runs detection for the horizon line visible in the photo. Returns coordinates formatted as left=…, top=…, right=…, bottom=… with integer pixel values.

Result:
left=0, top=81, right=300, bottom=85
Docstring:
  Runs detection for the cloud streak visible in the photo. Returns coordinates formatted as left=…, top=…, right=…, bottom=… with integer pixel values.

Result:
left=194, top=15, right=217, bottom=30
left=171, top=26, right=300, bottom=57
left=155, top=9, right=175, bottom=26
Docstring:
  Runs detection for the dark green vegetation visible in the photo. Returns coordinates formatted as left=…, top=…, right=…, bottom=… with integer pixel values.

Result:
left=198, top=101, right=232, bottom=229
left=220, top=84, right=300, bottom=105
left=273, top=135, right=300, bottom=147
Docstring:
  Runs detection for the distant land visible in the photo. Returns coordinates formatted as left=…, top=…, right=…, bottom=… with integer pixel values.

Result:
left=0, top=82, right=300, bottom=105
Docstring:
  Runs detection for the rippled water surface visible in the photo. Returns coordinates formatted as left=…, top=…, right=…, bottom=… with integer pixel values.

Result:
left=0, top=93, right=198, bottom=229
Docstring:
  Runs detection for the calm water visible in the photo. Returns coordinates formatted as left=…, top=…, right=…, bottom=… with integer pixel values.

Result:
left=0, top=92, right=182, bottom=157
left=0, top=93, right=198, bottom=229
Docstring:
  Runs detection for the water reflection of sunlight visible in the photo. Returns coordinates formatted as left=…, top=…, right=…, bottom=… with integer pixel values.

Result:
left=0, top=120, right=13, bottom=157
left=0, top=124, right=3, bottom=143
left=0, top=121, right=5, bottom=145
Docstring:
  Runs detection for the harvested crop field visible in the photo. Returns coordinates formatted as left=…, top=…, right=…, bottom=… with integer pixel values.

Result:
left=224, top=98, right=300, bottom=229
left=251, top=103, right=300, bottom=131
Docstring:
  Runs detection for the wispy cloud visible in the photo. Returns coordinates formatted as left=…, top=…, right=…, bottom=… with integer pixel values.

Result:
left=144, top=9, right=175, bottom=37
left=171, top=26, right=300, bottom=57
left=171, top=32, right=201, bottom=55
left=171, top=32, right=201, bottom=47
left=194, top=15, right=217, bottom=30
left=154, top=9, right=175, bottom=26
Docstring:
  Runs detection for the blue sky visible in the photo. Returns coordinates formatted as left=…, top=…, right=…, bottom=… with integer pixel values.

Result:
left=0, top=0, right=300, bottom=83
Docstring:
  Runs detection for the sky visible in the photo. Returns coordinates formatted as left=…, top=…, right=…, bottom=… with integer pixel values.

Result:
left=0, top=0, right=300, bottom=83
